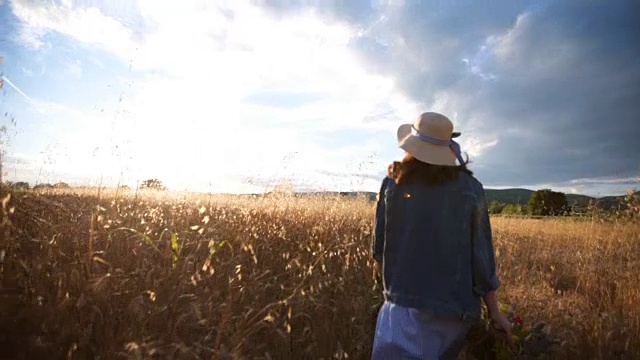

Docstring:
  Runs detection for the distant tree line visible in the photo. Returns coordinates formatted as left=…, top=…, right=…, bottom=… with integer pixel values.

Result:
left=139, top=179, right=166, bottom=190
left=3, top=181, right=70, bottom=190
left=2, top=178, right=167, bottom=191
left=3, top=178, right=635, bottom=221
left=489, top=189, right=571, bottom=216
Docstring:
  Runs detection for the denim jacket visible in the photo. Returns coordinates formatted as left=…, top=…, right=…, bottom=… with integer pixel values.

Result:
left=372, top=172, right=500, bottom=322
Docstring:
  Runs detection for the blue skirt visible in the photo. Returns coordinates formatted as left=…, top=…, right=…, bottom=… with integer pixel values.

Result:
left=371, top=301, right=473, bottom=360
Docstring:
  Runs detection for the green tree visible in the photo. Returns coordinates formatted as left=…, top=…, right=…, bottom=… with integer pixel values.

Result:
left=622, top=189, right=639, bottom=221
left=502, top=204, right=526, bottom=215
left=12, top=181, right=30, bottom=190
left=527, top=189, right=568, bottom=216
left=34, top=183, right=53, bottom=190
left=488, top=201, right=506, bottom=214
left=140, top=179, right=166, bottom=190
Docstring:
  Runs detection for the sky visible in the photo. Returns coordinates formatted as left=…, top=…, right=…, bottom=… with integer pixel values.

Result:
left=0, top=0, right=638, bottom=196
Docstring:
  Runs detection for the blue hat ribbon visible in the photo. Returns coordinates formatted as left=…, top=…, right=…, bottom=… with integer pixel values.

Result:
left=411, top=126, right=465, bottom=165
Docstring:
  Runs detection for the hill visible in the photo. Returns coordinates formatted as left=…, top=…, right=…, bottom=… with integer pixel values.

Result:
left=482, top=189, right=600, bottom=208
left=484, top=189, right=634, bottom=209
left=305, top=188, right=633, bottom=209
left=484, top=188, right=533, bottom=205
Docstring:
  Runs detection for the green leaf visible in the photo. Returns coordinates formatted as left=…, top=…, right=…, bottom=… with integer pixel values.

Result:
left=111, top=227, right=163, bottom=256
left=170, top=231, right=180, bottom=269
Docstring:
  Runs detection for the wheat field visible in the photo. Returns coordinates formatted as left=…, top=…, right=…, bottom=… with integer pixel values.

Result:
left=1, top=188, right=639, bottom=359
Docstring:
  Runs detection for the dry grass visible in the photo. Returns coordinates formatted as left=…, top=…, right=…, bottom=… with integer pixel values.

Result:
left=1, top=189, right=639, bottom=359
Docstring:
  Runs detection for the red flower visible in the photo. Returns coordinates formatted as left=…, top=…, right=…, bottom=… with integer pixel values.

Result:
left=514, top=316, right=523, bottom=325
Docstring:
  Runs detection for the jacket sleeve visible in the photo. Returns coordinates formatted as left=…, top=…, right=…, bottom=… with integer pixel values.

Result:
left=372, top=177, right=389, bottom=264
left=471, top=186, right=500, bottom=296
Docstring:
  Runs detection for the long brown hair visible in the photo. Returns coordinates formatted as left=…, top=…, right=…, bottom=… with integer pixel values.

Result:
left=387, top=152, right=473, bottom=186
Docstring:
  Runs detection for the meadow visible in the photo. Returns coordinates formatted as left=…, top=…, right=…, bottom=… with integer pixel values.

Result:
left=1, top=188, right=639, bottom=359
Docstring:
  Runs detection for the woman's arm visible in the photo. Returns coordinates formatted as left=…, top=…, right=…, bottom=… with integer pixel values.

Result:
left=372, top=177, right=389, bottom=264
left=484, top=289, right=513, bottom=340
left=471, top=188, right=500, bottom=298
left=471, top=186, right=512, bottom=338
left=482, top=290, right=500, bottom=315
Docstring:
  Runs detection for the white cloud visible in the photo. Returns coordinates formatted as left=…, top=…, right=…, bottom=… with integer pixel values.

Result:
left=8, top=0, right=421, bottom=192
left=485, top=10, right=584, bottom=79
left=464, top=138, right=499, bottom=159
left=10, top=0, right=136, bottom=55
left=20, top=67, right=34, bottom=77
left=65, top=60, right=83, bottom=78
left=568, top=177, right=640, bottom=186
left=488, top=12, right=533, bottom=63
left=13, top=24, right=47, bottom=49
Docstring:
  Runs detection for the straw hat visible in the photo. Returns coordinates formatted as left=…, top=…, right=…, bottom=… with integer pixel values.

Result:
left=397, top=112, right=462, bottom=166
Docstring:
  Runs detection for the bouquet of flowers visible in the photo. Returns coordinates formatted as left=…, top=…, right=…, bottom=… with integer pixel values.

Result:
left=465, top=303, right=560, bottom=359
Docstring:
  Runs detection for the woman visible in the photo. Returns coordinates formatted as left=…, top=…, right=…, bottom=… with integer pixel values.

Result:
left=371, top=112, right=511, bottom=359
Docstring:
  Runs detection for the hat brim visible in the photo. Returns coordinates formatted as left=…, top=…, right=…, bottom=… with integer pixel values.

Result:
left=397, top=124, right=457, bottom=166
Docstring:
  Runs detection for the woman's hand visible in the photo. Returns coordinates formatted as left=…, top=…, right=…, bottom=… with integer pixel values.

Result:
left=490, top=310, right=513, bottom=343
left=482, top=291, right=512, bottom=342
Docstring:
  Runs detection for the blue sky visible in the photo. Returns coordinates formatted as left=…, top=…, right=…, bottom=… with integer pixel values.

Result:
left=0, top=0, right=638, bottom=196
